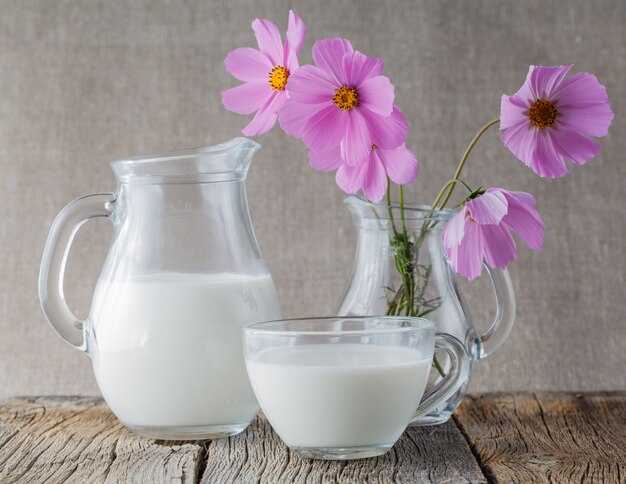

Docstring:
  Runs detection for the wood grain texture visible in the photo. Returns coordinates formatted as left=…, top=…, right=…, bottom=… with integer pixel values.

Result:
left=455, top=392, right=626, bottom=483
left=2, top=394, right=625, bottom=483
left=0, top=396, right=485, bottom=483
left=0, top=397, right=204, bottom=483
left=200, top=410, right=486, bottom=483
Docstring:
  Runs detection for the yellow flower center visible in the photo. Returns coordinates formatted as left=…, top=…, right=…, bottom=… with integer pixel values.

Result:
left=528, top=99, right=558, bottom=129
left=333, top=86, right=359, bottom=111
left=269, top=66, right=289, bottom=91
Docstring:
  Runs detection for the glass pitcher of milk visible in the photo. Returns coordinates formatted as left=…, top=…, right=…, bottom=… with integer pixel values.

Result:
left=39, top=138, right=282, bottom=440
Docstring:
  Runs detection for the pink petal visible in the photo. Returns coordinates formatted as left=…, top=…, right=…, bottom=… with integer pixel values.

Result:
left=340, top=111, right=372, bottom=167
left=241, top=90, right=286, bottom=136
left=286, top=10, right=306, bottom=55
left=312, top=38, right=353, bottom=85
left=549, top=128, right=601, bottom=166
left=504, top=190, right=537, bottom=208
left=481, top=224, right=518, bottom=270
left=465, top=190, right=508, bottom=225
left=500, top=121, right=534, bottom=168
left=446, top=219, right=484, bottom=281
left=222, top=81, right=270, bottom=115
left=225, top=47, right=273, bottom=83
left=558, top=105, right=614, bottom=138
left=242, top=111, right=277, bottom=137
left=336, top=163, right=364, bottom=195
left=501, top=122, right=570, bottom=177
left=500, top=94, right=529, bottom=130
left=365, top=106, right=409, bottom=149
left=529, top=130, right=569, bottom=178
left=285, top=65, right=336, bottom=104
left=360, top=153, right=388, bottom=202
left=442, top=208, right=468, bottom=249
left=278, top=98, right=327, bottom=139
left=500, top=191, right=544, bottom=251
left=509, top=66, right=538, bottom=105
left=343, top=50, right=384, bottom=86
left=552, top=72, right=611, bottom=109
left=302, top=103, right=348, bottom=152
left=358, top=75, right=395, bottom=116
left=529, top=65, right=572, bottom=99
left=554, top=72, right=614, bottom=138
left=377, top=144, right=419, bottom=185
left=285, top=48, right=299, bottom=74
left=309, top=147, right=344, bottom=172
left=252, top=18, right=284, bottom=66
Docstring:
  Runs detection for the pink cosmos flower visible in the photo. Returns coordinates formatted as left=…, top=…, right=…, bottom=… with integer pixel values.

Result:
left=500, top=65, right=614, bottom=178
left=337, top=144, right=418, bottom=202
left=310, top=142, right=418, bottom=203
left=222, top=10, right=306, bottom=136
left=442, top=188, right=544, bottom=280
left=307, top=105, right=417, bottom=202
left=280, top=38, right=406, bottom=167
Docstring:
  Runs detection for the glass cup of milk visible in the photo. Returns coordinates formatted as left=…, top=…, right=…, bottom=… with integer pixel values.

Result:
left=243, top=316, right=469, bottom=460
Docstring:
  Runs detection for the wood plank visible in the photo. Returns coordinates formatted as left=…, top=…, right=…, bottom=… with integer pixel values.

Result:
left=0, top=396, right=485, bottom=483
left=8, top=393, right=624, bottom=483
left=201, top=411, right=486, bottom=483
left=455, top=392, right=626, bottom=483
left=0, top=397, right=204, bottom=483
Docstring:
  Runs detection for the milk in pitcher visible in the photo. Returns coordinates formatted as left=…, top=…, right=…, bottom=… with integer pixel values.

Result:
left=89, top=272, right=281, bottom=434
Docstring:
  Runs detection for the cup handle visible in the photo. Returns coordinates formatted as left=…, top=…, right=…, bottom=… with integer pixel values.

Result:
left=476, top=265, right=516, bottom=359
left=38, top=193, right=115, bottom=351
left=410, top=333, right=469, bottom=423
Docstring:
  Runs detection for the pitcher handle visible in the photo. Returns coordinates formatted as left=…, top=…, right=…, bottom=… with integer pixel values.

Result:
left=38, top=193, right=116, bottom=351
left=476, top=265, right=516, bottom=359
left=410, top=333, right=469, bottom=422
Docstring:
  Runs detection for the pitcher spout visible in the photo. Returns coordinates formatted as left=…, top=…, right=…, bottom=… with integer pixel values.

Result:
left=111, top=137, right=261, bottom=184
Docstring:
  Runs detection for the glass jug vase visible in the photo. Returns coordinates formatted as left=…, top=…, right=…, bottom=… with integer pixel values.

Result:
left=39, top=138, right=282, bottom=440
left=337, top=196, right=515, bottom=425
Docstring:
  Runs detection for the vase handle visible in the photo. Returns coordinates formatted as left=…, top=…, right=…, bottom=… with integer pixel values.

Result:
left=476, top=265, right=516, bottom=359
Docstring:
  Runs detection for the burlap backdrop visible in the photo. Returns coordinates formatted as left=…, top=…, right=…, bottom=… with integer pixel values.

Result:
left=1, top=0, right=624, bottom=398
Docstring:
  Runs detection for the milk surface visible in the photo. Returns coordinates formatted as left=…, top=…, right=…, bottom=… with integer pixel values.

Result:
left=89, top=272, right=281, bottom=428
left=246, top=344, right=431, bottom=448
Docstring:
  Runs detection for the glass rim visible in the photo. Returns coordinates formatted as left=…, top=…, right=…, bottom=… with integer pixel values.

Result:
left=111, top=137, right=260, bottom=166
left=243, top=316, right=435, bottom=337
left=344, top=195, right=457, bottom=221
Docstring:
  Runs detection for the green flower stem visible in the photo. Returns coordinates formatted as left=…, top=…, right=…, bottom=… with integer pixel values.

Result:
left=415, top=179, right=472, bottom=251
left=386, top=179, right=399, bottom=237
left=384, top=119, right=499, bottom=379
left=398, top=184, right=408, bottom=240
left=432, top=355, right=446, bottom=378
left=417, top=118, right=500, bottom=245
left=436, top=117, right=500, bottom=210
left=431, top=179, right=473, bottom=213
left=422, top=118, right=499, bottom=379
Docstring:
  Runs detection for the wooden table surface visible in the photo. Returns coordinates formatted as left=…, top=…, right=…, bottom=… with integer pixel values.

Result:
left=0, top=392, right=623, bottom=483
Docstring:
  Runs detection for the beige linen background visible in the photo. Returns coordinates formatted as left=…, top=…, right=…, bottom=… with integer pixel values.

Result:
left=0, top=0, right=624, bottom=398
